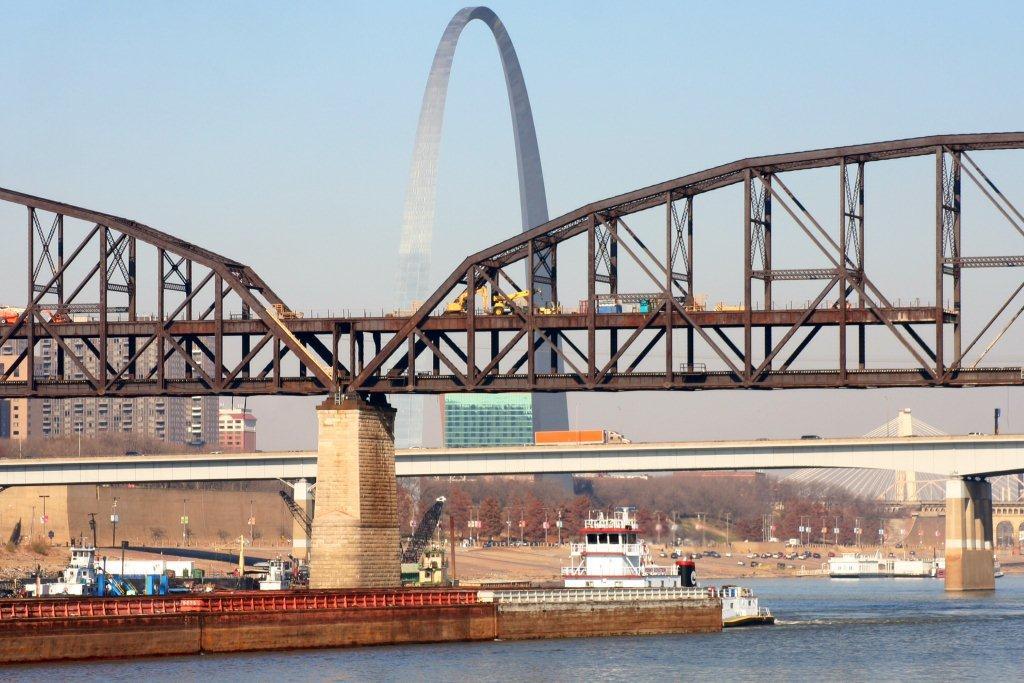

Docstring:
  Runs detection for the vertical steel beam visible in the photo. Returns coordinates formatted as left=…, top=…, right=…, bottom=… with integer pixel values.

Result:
left=762, top=174, right=773, bottom=368
left=99, top=225, right=108, bottom=392
left=934, top=147, right=945, bottom=377
left=664, top=193, right=674, bottom=382
left=743, top=170, right=753, bottom=379
left=127, top=236, right=137, bottom=376
left=527, top=240, right=537, bottom=388
left=214, top=273, right=224, bottom=388
left=586, top=221, right=596, bottom=383
left=157, top=249, right=166, bottom=390
left=185, top=260, right=194, bottom=379
left=26, top=208, right=35, bottom=392
left=952, top=151, right=962, bottom=366
left=838, top=159, right=848, bottom=379
left=856, top=161, right=866, bottom=369
left=466, top=265, right=476, bottom=387
left=56, top=214, right=65, bottom=378
left=686, top=196, right=695, bottom=370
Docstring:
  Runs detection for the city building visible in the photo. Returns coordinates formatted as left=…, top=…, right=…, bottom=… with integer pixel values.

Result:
left=442, top=393, right=534, bottom=448
left=0, top=334, right=217, bottom=447
left=218, top=407, right=256, bottom=452
left=0, top=339, right=30, bottom=440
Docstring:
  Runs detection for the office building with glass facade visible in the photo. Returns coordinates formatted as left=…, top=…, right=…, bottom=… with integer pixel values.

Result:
left=442, top=393, right=534, bottom=448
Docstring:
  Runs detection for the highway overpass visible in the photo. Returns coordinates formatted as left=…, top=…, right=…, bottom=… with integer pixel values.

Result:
left=1, top=434, right=1022, bottom=487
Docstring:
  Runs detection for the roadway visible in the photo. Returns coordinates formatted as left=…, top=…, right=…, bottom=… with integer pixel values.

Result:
left=1, top=434, right=1022, bottom=487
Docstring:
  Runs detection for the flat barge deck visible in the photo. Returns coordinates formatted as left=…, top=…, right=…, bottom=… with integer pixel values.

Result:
left=0, top=587, right=720, bottom=664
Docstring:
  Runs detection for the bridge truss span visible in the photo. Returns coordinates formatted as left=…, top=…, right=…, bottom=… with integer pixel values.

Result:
left=2, top=133, right=1024, bottom=398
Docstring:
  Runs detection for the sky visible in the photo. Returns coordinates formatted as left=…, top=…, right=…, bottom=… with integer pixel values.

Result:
left=2, top=2, right=1023, bottom=449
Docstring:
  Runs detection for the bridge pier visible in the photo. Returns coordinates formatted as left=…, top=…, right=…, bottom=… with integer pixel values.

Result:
left=945, top=477, right=994, bottom=591
left=309, top=396, right=400, bottom=589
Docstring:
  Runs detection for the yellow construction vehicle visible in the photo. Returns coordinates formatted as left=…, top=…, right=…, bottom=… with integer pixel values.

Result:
left=492, top=290, right=533, bottom=315
left=444, top=286, right=488, bottom=315
left=537, top=301, right=562, bottom=315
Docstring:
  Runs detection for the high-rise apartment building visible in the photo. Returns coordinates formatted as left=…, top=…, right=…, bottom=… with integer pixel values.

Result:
left=0, top=335, right=217, bottom=446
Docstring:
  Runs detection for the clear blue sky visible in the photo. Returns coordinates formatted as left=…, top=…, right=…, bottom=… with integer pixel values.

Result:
left=2, top=3, right=1022, bottom=448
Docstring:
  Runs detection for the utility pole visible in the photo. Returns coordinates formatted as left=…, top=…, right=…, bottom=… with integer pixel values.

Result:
left=726, top=513, right=732, bottom=547
left=111, top=497, right=119, bottom=547
left=556, top=509, right=563, bottom=545
left=38, top=495, right=50, bottom=539
left=834, top=516, right=840, bottom=546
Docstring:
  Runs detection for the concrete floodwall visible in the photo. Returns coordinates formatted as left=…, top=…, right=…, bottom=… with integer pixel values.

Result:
left=0, top=484, right=293, bottom=548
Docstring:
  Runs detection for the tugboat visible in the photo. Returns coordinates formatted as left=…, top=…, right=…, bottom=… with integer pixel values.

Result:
left=24, top=544, right=98, bottom=597
left=720, top=585, right=775, bottom=627
left=561, top=507, right=683, bottom=588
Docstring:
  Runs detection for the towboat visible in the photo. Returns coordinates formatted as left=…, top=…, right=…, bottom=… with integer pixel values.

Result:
left=561, top=507, right=687, bottom=588
left=720, top=585, right=775, bottom=627
left=24, top=544, right=98, bottom=597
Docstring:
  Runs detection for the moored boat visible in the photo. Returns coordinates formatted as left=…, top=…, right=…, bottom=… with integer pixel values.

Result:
left=720, top=585, right=775, bottom=627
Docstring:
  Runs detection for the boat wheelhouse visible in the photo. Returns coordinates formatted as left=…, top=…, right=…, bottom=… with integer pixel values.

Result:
left=562, top=508, right=680, bottom=588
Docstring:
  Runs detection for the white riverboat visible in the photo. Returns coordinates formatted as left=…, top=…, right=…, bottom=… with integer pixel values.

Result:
left=562, top=508, right=682, bottom=588
left=827, top=552, right=939, bottom=578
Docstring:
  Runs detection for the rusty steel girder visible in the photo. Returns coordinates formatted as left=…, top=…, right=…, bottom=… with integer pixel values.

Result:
left=1, top=133, right=1023, bottom=399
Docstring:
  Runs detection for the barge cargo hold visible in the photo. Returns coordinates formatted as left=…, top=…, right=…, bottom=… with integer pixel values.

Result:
left=0, top=587, right=720, bottom=664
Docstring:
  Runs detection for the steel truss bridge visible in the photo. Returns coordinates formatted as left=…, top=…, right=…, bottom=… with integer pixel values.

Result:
left=2, top=133, right=1024, bottom=399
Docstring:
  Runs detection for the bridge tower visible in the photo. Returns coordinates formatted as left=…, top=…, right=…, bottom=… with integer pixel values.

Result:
left=309, top=396, right=400, bottom=589
left=945, top=477, right=994, bottom=591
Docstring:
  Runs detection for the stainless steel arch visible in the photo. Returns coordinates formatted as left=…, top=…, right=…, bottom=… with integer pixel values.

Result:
left=394, top=6, right=567, bottom=445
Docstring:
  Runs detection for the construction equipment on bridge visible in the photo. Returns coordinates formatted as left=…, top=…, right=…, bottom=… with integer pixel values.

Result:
left=714, top=302, right=745, bottom=312
left=492, top=290, right=533, bottom=315
left=444, top=287, right=488, bottom=315
left=537, top=301, right=562, bottom=315
left=271, top=303, right=304, bottom=320
left=279, top=490, right=313, bottom=542
left=401, top=496, right=448, bottom=586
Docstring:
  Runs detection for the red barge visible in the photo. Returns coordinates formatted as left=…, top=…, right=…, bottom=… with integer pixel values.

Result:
left=0, top=586, right=721, bottom=664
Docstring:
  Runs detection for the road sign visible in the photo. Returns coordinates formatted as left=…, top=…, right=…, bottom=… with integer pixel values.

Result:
left=556, top=520, right=563, bottom=528
left=110, top=514, right=119, bottom=524
left=833, top=527, right=839, bottom=534
left=180, top=516, right=189, bottom=525
left=518, top=520, right=525, bottom=528
left=248, top=516, right=256, bottom=526
left=41, top=515, right=49, bottom=524
left=543, top=522, right=550, bottom=530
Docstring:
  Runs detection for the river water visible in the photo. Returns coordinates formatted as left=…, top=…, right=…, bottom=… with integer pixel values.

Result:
left=12, top=576, right=1024, bottom=681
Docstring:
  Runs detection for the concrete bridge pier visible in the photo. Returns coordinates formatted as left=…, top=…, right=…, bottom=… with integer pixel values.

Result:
left=945, top=477, right=995, bottom=591
left=308, top=396, right=400, bottom=589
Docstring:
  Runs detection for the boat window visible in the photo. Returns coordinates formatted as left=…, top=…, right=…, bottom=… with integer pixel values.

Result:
left=626, top=533, right=636, bottom=544
left=598, top=533, right=608, bottom=544
left=587, top=533, right=598, bottom=544
left=609, top=533, right=620, bottom=544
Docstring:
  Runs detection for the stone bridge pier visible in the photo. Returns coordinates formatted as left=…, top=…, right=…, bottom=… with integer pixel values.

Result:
left=309, top=396, right=400, bottom=589
left=945, top=477, right=995, bottom=591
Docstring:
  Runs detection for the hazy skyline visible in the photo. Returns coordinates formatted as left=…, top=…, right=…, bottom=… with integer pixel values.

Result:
left=2, top=2, right=1022, bottom=449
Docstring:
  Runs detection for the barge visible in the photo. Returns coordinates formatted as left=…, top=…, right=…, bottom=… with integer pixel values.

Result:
left=0, top=586, right=721, bottom=664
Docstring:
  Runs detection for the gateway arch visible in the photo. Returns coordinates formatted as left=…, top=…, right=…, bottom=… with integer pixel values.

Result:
left=394, top=6, right=568, bottom=446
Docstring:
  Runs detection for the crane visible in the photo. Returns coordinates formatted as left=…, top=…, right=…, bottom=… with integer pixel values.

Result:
left=402, top=496, right=446, bottom=564
left=278, top=490, right=312, bottom=544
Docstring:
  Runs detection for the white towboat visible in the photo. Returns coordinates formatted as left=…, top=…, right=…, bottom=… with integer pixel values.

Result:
left=561, top=508, right=682, bottom=588
left=720, top=585, right=775, bottom=627
left=258, top=558, right=293, bottom=590
left=24, top=544, right=98, bottom=597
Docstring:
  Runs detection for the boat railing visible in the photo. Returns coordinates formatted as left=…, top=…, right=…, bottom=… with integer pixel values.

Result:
left=479, top=587, right=715, bottom=604
left=569, top=542, right=646, bottom=556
